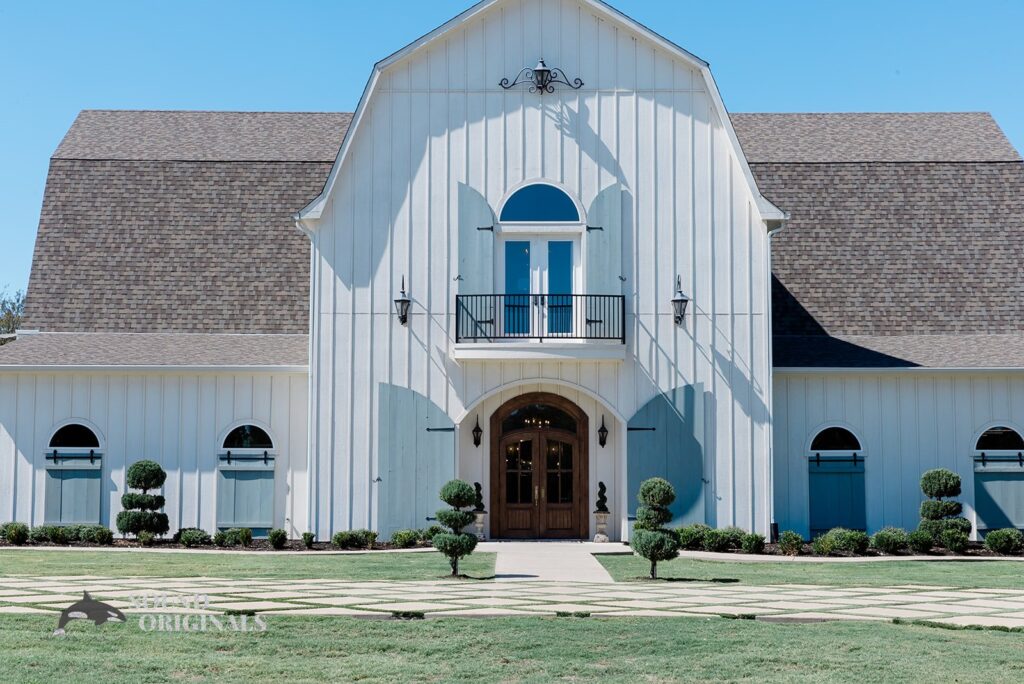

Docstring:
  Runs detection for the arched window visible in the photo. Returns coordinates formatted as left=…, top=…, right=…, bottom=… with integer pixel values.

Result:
left=49, top=424, right=100, bottom=449
left=500, top=184, right=580, bottom=223
left=811, top=427, right=861, bottom=452
left=501, top=403, right=577, bottom=433
left=976, top=426, right=1024, bottom=451
left=223, top=425, right=274, bottom=450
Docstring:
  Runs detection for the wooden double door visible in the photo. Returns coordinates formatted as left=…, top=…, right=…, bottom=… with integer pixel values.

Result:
left=490, top=394, right=589, bottom=539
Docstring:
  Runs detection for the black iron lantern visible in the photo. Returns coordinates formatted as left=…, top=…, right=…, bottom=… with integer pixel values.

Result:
left=394, top=276, right=411, bottom=325
left=671, top=275, right=690, bottom=325
left=598, top=415, right=608, bottom=448
left=472, top=416, right=483, bottom=448
left=500, top=58, right=583, bottom=94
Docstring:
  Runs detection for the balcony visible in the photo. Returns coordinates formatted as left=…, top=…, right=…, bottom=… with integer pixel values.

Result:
left=453, top=294, right=626, bottom=361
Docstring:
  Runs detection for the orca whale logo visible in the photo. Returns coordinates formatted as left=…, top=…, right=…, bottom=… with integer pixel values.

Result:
left=53, top=591, right=126, bottom=636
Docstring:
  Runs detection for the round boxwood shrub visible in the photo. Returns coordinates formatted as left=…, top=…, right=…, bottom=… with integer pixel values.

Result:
left=676, top=523, right=710, bottom=550
left=267, top=528, right=288, bottom=550
left=179, top=529, right=212, bottom=548
left=630, top=477, right=680, bottom=579
left=390, top=529, right=420, bottom=549
left=302, top=532, right=316, bottom=549
left=61, top=524, right=86, bottom=542
left=420, top=525, right=445, bottom=543
left=815, top=528, right=869, bottom=555
left=4, top=522, right=28, bottom=546
left=213, top=531, right=228, bottom=547
left=702, top=528, right=733, bottom=553
left=331, top=529, right=377, bottom=550
left=92, top=526, right=114, bottom=546
left=740, top=532, right=766, bottom=555
left=223, top=527, right=253, bottom=547
left=720, top=527, right=746, bottom=549
left=941, top=528, right=969, bottom=554
left=811, top=532, right=835, bottom=556
left=870, top=527, right=909, bottom=555
left=907, top=529, right=933, bottom=554
left=435, top=479, right=478, bottom=576
left=778, top=530, right=803, bottom=556
left=30, top=525, right=68, bottom=545
left=172, top=527, right=204, bottom=544
left=984, top=528, right=1024, bottom=555
left=138, top=531, right=155, bottom=547
left=920, top=469, right=962, bottom=499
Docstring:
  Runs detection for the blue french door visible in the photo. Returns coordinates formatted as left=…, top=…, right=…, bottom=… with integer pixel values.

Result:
left=503, top=239, right=575, bottom=337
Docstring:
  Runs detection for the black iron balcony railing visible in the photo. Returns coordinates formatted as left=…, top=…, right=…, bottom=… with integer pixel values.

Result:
left=456, top=294, right=626, bottom=343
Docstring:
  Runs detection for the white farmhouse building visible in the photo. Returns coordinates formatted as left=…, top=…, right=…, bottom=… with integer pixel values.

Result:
left=3, top=0, right=1024, bottom=542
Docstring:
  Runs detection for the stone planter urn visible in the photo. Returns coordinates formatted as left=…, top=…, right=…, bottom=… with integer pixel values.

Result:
left=593, top=481, right=610, bottom=542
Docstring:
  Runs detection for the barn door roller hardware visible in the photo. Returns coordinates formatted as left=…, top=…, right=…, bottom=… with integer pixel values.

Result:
left=500, top=58, right=583, bottom=94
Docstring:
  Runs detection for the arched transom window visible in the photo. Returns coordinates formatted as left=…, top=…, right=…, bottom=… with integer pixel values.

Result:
left=49, top=424, right=100, bottom=449
left=976, top=426, right=1024, bottom=451
left=500, top=183, right=580, bottom=223
left=223, top=425, right=274, bottom=450
left=810, top=427, right=861, bottom=453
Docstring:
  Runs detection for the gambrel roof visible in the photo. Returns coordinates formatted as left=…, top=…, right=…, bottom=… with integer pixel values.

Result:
left=7, top=110, right=1024, bottom=368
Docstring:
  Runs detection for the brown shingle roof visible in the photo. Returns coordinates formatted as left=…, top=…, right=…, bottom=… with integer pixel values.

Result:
left=732, top=112, right=1021, bottom=163
left=0, top=333, right=308, bottom=367
left=24, top=111, right=351, bottom=334
left=54, top=110, right=352, bottom=162
left=774, top=334, right=1024, bottom=369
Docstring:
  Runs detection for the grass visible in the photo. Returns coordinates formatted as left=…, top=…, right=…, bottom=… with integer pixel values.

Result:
left=5, top=614, right=1024, bottom=682
left=597, top=554, right=1024, bottom=588
left=0, top=549, right=496, bottom=580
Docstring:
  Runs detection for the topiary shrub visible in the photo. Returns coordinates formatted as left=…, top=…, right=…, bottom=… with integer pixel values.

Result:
left=432, top=479, right=478, bottom=576
left=740, top=533, right=766, bottom=555
left=179, top=529, right=212, bottom=548
left=702, top=529, right=734, bottom=553
left=917, top=468, right=971, bottom=547
left=941, top=528, right=969, bottom=554
left=116, top=460, right=169, bottom=539
left=676, top=523, right=710, bottom=550
left=4, top=522, right=28, bottom=546
left=870, top=527, right=909, bottom=555
left=390, top=529, right=420, bottom=549
left=629, top=477, right=680, bottom=579
left=267, top=528, right=288, bottom=550
left=984, top=528, right=1024, bottom=555
left=302, top=532, right=316, bottom=549
left=778, top=530, right=803, bottom=556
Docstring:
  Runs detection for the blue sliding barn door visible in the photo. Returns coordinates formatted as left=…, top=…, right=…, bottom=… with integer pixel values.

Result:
left=808, top=458, right=866, bottom=536
left=378, top=384, right=456, bottom=539
left=627, top=388, right=705, bottom=527
left=975, top=471, right=1024, bottom=532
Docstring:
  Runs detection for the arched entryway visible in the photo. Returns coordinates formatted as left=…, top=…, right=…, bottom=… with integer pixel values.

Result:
left=490, top=393, right=589, bottom=539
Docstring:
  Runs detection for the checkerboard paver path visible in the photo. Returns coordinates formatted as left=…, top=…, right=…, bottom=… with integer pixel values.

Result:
left=5, top=575, right=1024, bottom=626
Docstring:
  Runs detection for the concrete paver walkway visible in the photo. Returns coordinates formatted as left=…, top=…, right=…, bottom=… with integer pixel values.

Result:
left=481, top=541, right=618, bottom=582
left=6, top=572, right=1024, bottom=627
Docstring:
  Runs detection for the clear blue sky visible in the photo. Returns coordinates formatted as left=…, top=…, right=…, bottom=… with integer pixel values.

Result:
left=2, top=0, right=1022, bottom=296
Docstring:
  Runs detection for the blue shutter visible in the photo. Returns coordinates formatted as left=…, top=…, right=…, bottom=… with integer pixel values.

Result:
left=586, top=184, right=623, bottom=296
left=217, top=469, right=274, bottom=532
left=45, top=469, right=101, bottom=524
left=457, top=183, right=495, bottom=295
left=627, top=387, right=705, bottom=526
left=975, top=472, right=1024, bottom=531
left=378, top=384, right=455, bottom=539
left=808, top=459, right=866, bottom=536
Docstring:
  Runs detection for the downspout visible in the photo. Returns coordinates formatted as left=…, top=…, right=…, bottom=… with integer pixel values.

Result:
left=294, top=214, right=318, bottom=539
left=765, top=217, right=786, bottom=540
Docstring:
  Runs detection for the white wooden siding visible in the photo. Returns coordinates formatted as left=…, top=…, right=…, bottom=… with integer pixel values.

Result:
left=308, top=0, right=774, bottom=538
left=774, top=371, right=1024, bottom=538
left=0, top=371, right=308, bottom=535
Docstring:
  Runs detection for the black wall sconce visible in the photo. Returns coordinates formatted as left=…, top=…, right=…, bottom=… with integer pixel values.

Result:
left=394, top=276, right=411, bottom=325
left=598, top=416, right=609, bottom=448
left=500, top=58, right=583, bottom=94
left=472, top=416, right=483, bottom=448
left=671, top=275, right=690, bottom=325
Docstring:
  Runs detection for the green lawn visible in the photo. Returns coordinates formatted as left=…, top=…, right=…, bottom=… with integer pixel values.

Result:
left=598, top=554, right=1024, bottom=588
left=0, top=549, right=495, bottom=580
left=5, top=614, right=1024, bottom=683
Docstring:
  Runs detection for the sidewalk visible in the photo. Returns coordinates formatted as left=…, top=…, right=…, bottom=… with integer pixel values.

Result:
left=479, top=541, right=627, bottom=582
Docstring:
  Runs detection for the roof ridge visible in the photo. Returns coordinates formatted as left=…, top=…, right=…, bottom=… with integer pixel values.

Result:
left=78, top=109, right=353, bottom=115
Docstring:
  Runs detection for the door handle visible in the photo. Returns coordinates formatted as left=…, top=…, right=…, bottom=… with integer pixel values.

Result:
left=541, top=487, right=545, bottom=501
left=534, top=485, right=538, bottom=506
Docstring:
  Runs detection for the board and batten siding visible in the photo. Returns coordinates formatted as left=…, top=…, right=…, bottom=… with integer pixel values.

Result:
left=0, top=371, right=308, bottom=535
left=774, top=371, right=1024, bottom=539
left=307, top=0, right=774, bottom=538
